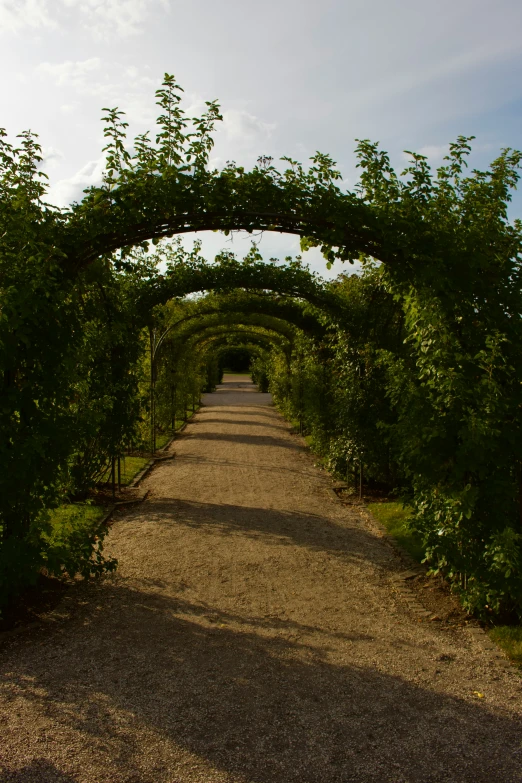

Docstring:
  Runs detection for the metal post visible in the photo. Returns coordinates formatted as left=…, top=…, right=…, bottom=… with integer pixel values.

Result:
left=150, top=328, right=155, bottom=454
left=111, top=456, right=116, bottom=499
left=298, top=350, right=303, bottom=435
left=519, top=461, right=522, bottom=531
left=117, top=454, right=121, bottom=492
left=152, top=398, right=156, bottom=454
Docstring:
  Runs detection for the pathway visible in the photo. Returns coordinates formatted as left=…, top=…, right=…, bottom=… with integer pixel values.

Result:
left=1, top=376, right=521, bottom=782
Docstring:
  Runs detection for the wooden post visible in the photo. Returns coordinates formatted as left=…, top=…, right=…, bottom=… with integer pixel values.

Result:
left=117, top=455, right=121, bottom=493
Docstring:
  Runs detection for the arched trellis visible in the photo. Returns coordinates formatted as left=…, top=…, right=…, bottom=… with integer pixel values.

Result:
left=144, top=278, right=334, bottom=448
left=160, top=313, right=297, bottom=354
left=178, top=322, right=292, bottom=353
left=148, top=289, right=326, bottom=388
left=63, top=169, right=393, bottom=272
left=192, top=330, right=288, bottom=382
left=137, top=257, right=346, bottom=323
left=193, top=330, right=288, bottom=359
left=209, top=340, right=270, bottom=366
left=148, top=289, right=327, bottom=354
left=3, top=76, right=522, bottom=616
left=149, top=308, right=298, bottom=447
left=149, top=295, right=316, bottom=382
left=160, top=320, right=294, bottom=383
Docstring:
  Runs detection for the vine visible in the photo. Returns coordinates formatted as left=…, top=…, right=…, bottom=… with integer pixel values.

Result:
left=1, top=74, right=522, bottom=619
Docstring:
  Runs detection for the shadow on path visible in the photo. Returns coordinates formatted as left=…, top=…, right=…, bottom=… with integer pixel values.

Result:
left=2, top=760, right=79, bottom=783
left=185, top=431, right=303, bottom=450
left=140, top=498, right=407, bottom=574
left=192, top=417, right=285, bottom=430
left=176, top=453, right=319, bottom=479
left=3, top=582, right=521, bottom=783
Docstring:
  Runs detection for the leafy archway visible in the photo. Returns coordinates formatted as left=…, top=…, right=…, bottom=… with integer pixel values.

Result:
left=2, top=74, right=522, bottom=617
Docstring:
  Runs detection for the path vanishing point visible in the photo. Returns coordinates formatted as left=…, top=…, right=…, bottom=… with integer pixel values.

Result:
left=1, top=375, right=522, bottom=782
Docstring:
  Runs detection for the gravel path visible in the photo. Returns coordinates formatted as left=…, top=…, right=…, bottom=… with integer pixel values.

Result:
left=1, top=375, right=522, bottom=782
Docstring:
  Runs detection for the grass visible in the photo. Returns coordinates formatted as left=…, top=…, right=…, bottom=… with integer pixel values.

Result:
left=100, top=406, right=202, bottom=487
left=488, top=626, right=522, bottom=668
left=282, top=415, right=426, bottom=564
left=366, top=501, right=426, bottom=563
left=367, top=502, right=522, bottom=668
left=44, top=503, right=106, bottom=547
left=155, top=432, right=172, bottom=450
left=154, top=405, right=202, bottom=448
left=118, top=456, right=151, bottom=485
left=100, top=455, right=150, bottom=487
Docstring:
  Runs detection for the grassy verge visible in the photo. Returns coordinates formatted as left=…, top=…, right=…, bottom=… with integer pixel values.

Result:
left=100, top=405, right=202, bottom=486
left=44, top=503, right=106, bottom=548
left=155, top=405, right=202, bottom=449
left=368, top=502, right=522, bottom=667
left=155, top=432, right=172, bottom=450
left=366, top=501, right=425, bottom=563
left=488, top=626, right=522, bottom=668
left=283, top=416, right=425, bottom=564
left=100, top=455, right=150, bottom=487
left=118, top=456, right=151, bottom=485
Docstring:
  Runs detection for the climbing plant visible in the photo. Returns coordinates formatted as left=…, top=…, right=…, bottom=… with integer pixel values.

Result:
left=1, top=73, right=522, bottom=620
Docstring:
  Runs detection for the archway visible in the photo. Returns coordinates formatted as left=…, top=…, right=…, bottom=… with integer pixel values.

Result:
left=2, top=75, right=522, bottom=616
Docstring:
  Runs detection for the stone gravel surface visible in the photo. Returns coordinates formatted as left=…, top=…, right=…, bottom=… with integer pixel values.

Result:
left=1, top=376, right=522, bottom=782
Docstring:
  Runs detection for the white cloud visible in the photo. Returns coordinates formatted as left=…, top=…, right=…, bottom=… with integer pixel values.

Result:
left=417, top=145, right=449, bottom=162
left=36, top=58, right=158, bottom=124
left=402, top=142, right=495, bottom=166
left=48, top=155, right=106, bottom=208
left=60, top=101, right=81, bottom=114
left=41, top=146, right=64, bottom=170
left=0, top=0, right=55, bottom=32
left=222, top=109, right=275, bottom=147
left=0, top=0, right=170, bottom=38
left=401, top=145, right=449, bottom=164
left=36, top=57, right=101, bottom=87
left=64, top=0, right=169, bottom=40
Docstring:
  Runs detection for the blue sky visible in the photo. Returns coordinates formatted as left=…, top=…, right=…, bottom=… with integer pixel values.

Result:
left=1, top=0, right=521, bottom=278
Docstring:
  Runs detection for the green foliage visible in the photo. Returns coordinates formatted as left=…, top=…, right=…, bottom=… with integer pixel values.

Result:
left=367, top=502, right=425, bottom=563
left=1, top=73, right=522, bottom=622
left=42, top=503, right=116, bottom=580
left=357, top=139, right=522, bottom=619
left=250, top=354, right=270, bottom=392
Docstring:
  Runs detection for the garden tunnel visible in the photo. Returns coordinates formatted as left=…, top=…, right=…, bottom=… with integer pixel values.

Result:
left=147, top=309, right=302, bottom=445
left=142, top=277, right=337, bottom=451
left=3, top=74, right=522, bottom=617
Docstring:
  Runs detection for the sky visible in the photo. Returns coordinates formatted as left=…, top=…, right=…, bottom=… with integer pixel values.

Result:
left=1, top=0, right=522, bottom=278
